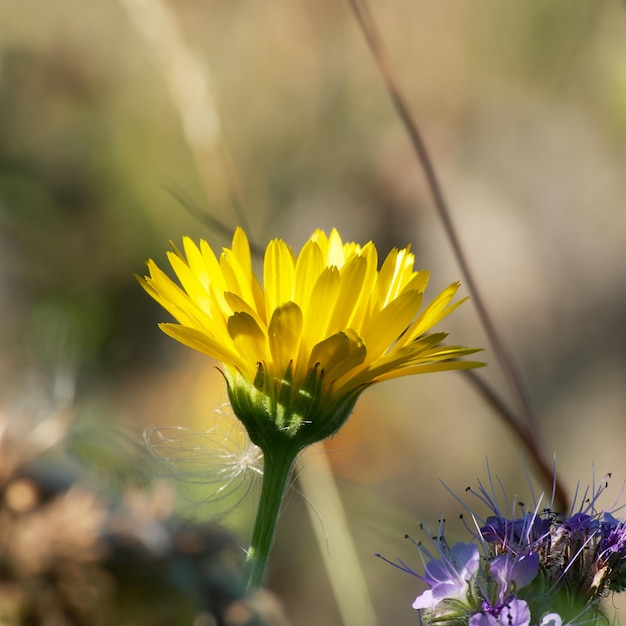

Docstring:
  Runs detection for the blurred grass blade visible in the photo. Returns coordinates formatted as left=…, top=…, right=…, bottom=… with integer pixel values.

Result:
left=297, top=445, right=377, bottom=626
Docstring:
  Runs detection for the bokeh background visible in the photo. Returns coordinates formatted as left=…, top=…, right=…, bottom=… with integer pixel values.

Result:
left=1, top=1, right=626, bottom=624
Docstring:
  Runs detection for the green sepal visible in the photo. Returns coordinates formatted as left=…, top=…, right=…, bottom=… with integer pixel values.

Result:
left=221, top=364, right=365, bottom=456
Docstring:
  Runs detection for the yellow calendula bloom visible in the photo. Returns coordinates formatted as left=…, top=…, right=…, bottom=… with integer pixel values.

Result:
left=139, top=228, right=481, bottom=452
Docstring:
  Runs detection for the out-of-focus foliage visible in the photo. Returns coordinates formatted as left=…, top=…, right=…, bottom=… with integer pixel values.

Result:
left=0, top=405, right=290, bottom=625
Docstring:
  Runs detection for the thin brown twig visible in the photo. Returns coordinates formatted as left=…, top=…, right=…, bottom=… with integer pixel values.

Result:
left=347, top=0, right=568, bottom=510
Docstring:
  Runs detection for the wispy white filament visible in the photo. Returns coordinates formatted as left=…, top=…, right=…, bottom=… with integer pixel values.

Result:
left=143, top=406, right=263, bottom=518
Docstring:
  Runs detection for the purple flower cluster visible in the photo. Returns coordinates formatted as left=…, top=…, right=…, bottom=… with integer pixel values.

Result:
left=380, top=469, right=626, bottom=626
left=470, top=473, right=626, bottom=604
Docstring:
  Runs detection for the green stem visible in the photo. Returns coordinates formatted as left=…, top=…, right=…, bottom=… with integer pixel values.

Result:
left=242, top=445, right=299, bottom=591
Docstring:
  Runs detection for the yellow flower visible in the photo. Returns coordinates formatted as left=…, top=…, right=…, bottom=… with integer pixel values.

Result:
left=139, top=228, right=481, bottom=451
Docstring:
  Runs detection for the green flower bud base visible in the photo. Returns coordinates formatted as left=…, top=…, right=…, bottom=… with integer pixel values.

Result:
left=223, top=367, right=361, bottom=590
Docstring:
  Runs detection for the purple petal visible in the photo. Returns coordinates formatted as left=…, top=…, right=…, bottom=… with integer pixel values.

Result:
left=539, top=614, right=563, bottom=626
left=511, top=554, right=539, bottom=588
left=412, top=589, right=435, bottom=610
left=473, top=599, right=531, bottom=626
left=449, top=542, right=480, bottom=578
left=500, top=599, right=531, bottom=626
left=424, top=559, right=451, bottom=585
left=470, top=613, right=497, bottom=626
left=490, top=554, right=538, bottom=597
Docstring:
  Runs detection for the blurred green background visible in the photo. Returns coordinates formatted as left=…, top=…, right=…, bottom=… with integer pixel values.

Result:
left=1, top=1, right=626, bottom=624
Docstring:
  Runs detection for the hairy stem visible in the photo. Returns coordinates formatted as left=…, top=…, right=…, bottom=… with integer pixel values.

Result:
left=242, top=446, right=298, bottom=591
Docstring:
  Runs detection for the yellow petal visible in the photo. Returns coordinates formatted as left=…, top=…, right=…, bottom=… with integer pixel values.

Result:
left=223, top=292, right=265, bottom=328
left=361, top=290, right=424, bottom=359
left=309, top=229, right=328, bottom=252
left=199, top=238, right=228, bottom=293
left=325, top=228, right=346, bottom=268
left=400, top=269, right=429, bottom=295
left=263, top=238, right=295, bottom=314
left=373, top=247, right=417, bottom=311
left=308, top=330, right=366, bottom=381
left=354, top=333, right=448, bottom=381
left=354, top=340, right=481, bottom=388
left=347, top=242, right=379, bottom=329
left=227, top=312, right=268, bottom=378
left=220, top=248, right=256, bottom=308
left=268, top=302, right=304, bottom=376
left=405, top=283, right=464, bottom=341
left=251, top=274, right=267, bottom=324
left=294, top=240, right=324, bottom=309
left=373, top=356, right=485, bottom=381
left=326, top=255, right=367, bottom=332
left=332, top=333, right=444, bottom=391
left=301, top=266, right=340, bottom=348
left=141, top=262, right=211, bottom=328
left=231, top=227, right=252, bottom=283
left=221, top=229, right=258, bottom=313
left=141, top=229, right=481, bottom=412
left=167, top=250, right=214, bottom=313
left=159, top=323, right=244, bottom=370
left=179, top=237, right=210, bottom=292
left=342, top=241, right=363, bottom=263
